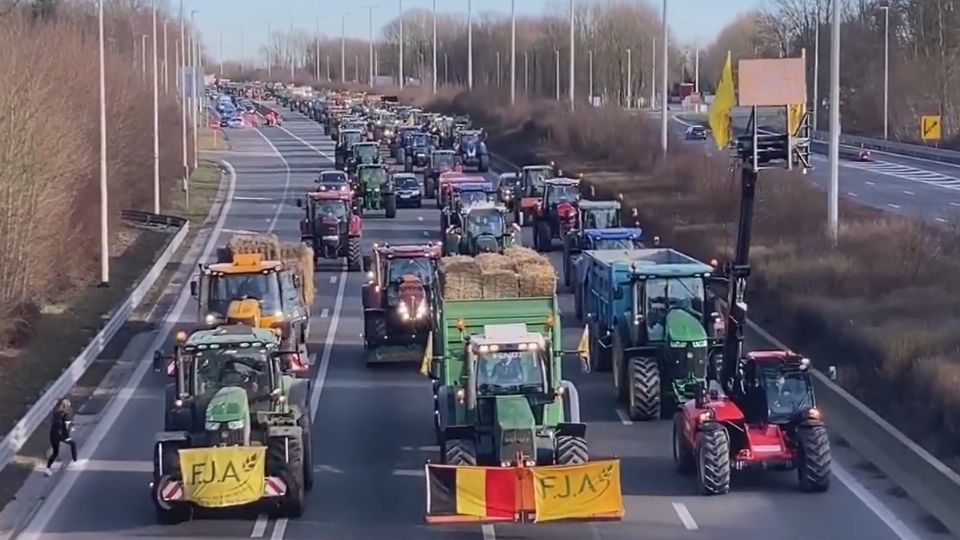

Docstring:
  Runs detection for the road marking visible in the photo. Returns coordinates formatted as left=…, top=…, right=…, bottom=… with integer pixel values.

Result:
left=615, top=408, right=633, bottom=425
left=952, top=202, right=960, bottom=207
left=235, top=196, right=273, bottom=201
left=221, top=228, right=259, bottom=234
left=672, top=502, right=699, bottom=530
left=320, top=308, right=329, bottom=318
left=329, top=275, right=337, bottom=284
left=278, top=125, right=335, bottom=161
left=482, top=524, right=496, bottom=540
left=252, top=129, right=293, bottom=233
left=270, top=518, right=288, bottom=540
left=392, top=468, right=426, bottom=477
left=887, top=203, right=900, bottom=209
left=418, top=215, right=423, bottom=221
left=251, top=514, right=268, bottom=538
left=865, top=181, right=875, bottom=186
left=16, top=160, right=237, bottom=540
left=936, top=217, right=948, bottom=223
left=846, top=192, right=859, bottom=198
left=902, top=190, right=915, bottom=195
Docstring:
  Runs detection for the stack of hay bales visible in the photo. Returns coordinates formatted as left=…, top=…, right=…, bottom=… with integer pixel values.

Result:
left=439, top=247, right=556, bottom=299
left=219, top=234, right=317, bottom=307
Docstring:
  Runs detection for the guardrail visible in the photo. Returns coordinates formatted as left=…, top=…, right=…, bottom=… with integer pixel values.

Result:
left=0, top=210, right=191, bottom=474
left=120, top=209, right=187, bottom=232
left=488, top=148, right=960, bottom=536
left=810, top=131, right=960, bottom=165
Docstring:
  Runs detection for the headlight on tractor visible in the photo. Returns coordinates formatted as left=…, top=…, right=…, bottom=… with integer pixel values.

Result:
left=205, top=421, right=220, bottom=431
left=226, top=420, right=245, bottom=430
left=416, top=300, right=427, bottom=319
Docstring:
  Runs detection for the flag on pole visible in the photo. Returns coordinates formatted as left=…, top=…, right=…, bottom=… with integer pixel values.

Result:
left=420, top=331, right=434, bottom=376
left=577, top=325, right=590, bottom=373
left=708, top=51, right=736, bottom=151
left=788, top=103, right=805, bottom=136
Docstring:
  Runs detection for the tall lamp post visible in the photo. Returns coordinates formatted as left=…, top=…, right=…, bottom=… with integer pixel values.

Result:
left=97, top=0, right=109, bottom=286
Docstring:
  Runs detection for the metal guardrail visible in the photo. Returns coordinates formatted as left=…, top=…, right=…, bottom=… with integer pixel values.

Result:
left=0, top=212, right=191, bottom=474
left=488, top=149, right=960, bottom=536
left=120, top=209, right=187, bottom=232
left=810, top=131, right=960, bottom=165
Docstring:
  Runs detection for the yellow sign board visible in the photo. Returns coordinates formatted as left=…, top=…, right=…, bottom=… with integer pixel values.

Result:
left=179, top=447, right=266, bottom=508
left=922, top=115, right=942, bottom=141
left=530, top=459, right=624, bottom=522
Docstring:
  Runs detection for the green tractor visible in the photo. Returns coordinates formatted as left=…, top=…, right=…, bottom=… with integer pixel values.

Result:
left=354, top=164, right=397, bottom=218
left=151, top=325, right=312, bottom=523
left=425, top=292, right=589, bottom=467
left=443, top=203, right=520, bottom=256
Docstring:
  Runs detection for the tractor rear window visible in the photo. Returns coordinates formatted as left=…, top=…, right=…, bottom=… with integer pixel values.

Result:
left=583, top=207, right=619, bottom=229
left=592, top=238, right=633, bottom=250
left=208, top=273, right=282, bottom=316
left=356, top=145, right=377, bottom=159
left=343, top=132, right=361, bottom=145
left=433, top=153, right=455, bottom=167
left=458, top=190, right=494, bottom=207
left=548, top=185, right=580, bottom=204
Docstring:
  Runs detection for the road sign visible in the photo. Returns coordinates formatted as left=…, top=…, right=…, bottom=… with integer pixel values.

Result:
left=921, top=115, right=941, bottom=141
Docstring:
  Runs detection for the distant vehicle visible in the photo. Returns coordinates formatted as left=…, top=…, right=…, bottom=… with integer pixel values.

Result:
left=394, top=173, right=422, bottom=208
left=314, top=170, right=351, bottom=192
left=226, top=115, right=244, bottom=128
left=685, top=125, right=708, bottom=140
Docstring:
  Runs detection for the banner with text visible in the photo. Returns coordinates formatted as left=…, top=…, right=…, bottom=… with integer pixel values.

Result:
left=531, top=459, right=624, bottom=523
left=179, top=447, right=266, bottom=508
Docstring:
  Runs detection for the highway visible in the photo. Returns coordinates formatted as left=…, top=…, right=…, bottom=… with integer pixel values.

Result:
left=9, top=107, right=944, bottom=540
left=673, top=114, right=960, bottom=223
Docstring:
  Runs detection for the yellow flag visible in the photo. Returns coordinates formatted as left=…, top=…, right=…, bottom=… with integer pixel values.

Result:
left=708, top=51, right=736, bottom=151
left=179, top=447, right=266, bottom=508
left=531, top=459, right=624, bottom=522
left=420, top=331, right=434, bottom=376
left=787, top=103, right=806, bottom=136
left=577, top=325, right=590, bottom=373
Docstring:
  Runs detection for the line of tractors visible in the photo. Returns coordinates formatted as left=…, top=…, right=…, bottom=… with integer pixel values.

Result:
left=146, top=84, right=830, bottom=525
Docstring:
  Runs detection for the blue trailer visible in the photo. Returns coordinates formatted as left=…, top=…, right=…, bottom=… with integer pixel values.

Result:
left=573, top=248, right=724, bottom=420
left=562, top=227, right=643, bottom=289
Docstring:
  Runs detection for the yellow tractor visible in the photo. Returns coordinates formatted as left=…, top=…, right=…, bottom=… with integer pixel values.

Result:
left=190, top=234, right=315, bottom=377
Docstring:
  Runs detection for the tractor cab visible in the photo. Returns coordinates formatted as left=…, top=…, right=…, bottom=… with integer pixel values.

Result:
left=436, top=172, right=484, bottom=209
left=296, top=191, right=361, bottom=268
left=533, top=178, right=581, bottom=252
left=442, top=182, right=496, bottom=232
left=335, top=129, right=364, bottom=170
left=430, top=149, right=457, bottom=173
left=737, top=352, right=817, bottom=425
left=351, top=142, right=380, bottom=167
left=579, top=200, right=621, bottom=230
left=514, top=164, right=560, bottom=226
left=355, top=164, right=397, bottom=218
left=444, top=203, right=519, bottom=256
left=582, top=228, right=644, bottom=250
left=497, top=172, right=520, bottom=208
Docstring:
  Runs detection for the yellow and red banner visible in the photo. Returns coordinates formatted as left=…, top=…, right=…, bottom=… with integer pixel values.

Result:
left=530, top=459, right=624, bottom=522
left=179, top=447, right=266, bottom=509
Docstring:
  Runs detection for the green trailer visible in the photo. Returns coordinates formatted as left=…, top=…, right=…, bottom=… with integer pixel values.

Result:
left=424, top=294, right=589, bottom=467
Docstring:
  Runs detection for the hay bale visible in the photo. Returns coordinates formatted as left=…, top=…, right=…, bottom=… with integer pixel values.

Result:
left=518, top=263, right=557, bottom=297
left=481, top=268, right=519, bottom=298
left=503, top=246, right=550, bottom=272
left=475, top=253, right=513, bottom=272
left=439, top=256, right=482, bottom=299
left=224, top=233, right=282, bottom=261
left=280, top=243, right=316, bottom=307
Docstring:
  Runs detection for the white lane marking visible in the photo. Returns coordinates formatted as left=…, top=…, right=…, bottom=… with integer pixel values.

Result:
left=846, top=192, right=859, bottom=198
left=865, top=181, right=876, bottom=185
left=887, top=203, right=900, bottom=209
left=251, top=514, right=268, bottom=538
left=329, top=275, right=337, bottom=284
left=417, top=215, right=423, bottom=221
left=952, top=202, right=960, bottom=207
left=221, top=228, right=259, bottom=234
left=615, top=408, right=633, bottom=426
left=310, top=265, right=348, bottom=417
left=482, top=524, right=496, bottom=540
left=32, top=459, right=150, bottom=473
left=902, top=190, right=915, bottom=195
left=744, top=318, right=923, bottom=540
left=18, top=160, right=237, bottom=540
left=936, top=217, right=948, bottom=223
left=848, top=160, right=960, bottom=190
left=252, top=129, right=293, bottom=233
left=392, top=469, right=426, bottom=477
left=671, top=502, right=699, bottom=530
left=270, top=518, right=288, bottom=540
left=235, top=196, right=273, bottom=201
left=278, top=125, right=335, bottom=161
left=320, top=308, right=329, bottom=319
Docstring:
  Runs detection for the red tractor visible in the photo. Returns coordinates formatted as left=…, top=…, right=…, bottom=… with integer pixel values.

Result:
left=360, top=243, right=442, bottom=364
left=296, top=190, right=363, bottom=271
left=265, top=111, right=282, bottom=127
left=532, top=178, right=581, bottom=252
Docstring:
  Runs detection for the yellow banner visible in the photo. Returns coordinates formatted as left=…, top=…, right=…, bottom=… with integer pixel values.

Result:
left=531, top=459, right=624, bottom=522
left=179, top=447, right=266, bottom=508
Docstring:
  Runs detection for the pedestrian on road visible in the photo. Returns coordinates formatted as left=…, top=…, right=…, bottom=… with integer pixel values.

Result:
left=45, top=397, right=77, bottom=476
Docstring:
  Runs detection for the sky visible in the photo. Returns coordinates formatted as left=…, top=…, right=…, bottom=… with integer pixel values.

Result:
left=180, top=0, right=764, bottom=63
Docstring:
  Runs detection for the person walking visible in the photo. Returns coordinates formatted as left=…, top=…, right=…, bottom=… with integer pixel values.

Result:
left=45, top=397, right=77, bottom=476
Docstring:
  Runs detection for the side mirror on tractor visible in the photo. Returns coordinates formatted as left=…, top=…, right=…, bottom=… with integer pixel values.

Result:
left=429, top=357, right=442, bottom=380
left=189, top=280, right=198, bottom=298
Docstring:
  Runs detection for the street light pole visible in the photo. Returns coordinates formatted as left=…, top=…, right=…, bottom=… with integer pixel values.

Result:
left=828, top=0, right=841, bottom=244
left=588, top=49, right=593, bottom=103
left=316, top=18, right=321, bottom=82
left=510, top=0, right=516, bottom=104
left=240, top=28, right=244, bottom=74
left=467, top=0, right=473, bottom=89
left=660, top=0, right=668, bottom=156
left=141, top=34, right=147, bottom=83
left=882, top=4, right=889, bottom=140
left=163, top=20, right=169, bottom=94
left=152, top=0, right=160, bottom=214
left=432, top=0, right=438, bottom=93
left=190, top=10, right=198, bottom=172
left=179, top=0, right=187, bottom=196
left=289, top=22, right=295, bottom=81
left=399, top=0, right=404, bottom=89
left=694, top=40, right=700, bottom=94
left=555, top=49, right=560, bottom=101
left=98, top=0, right=109, bottom=286
left=813, top=18, right=820, bottom=132
left=340, top=15, right=346, bottom=84
left=568, top=0, right=574, bottom=110
left=267, top=23, right=272, bottom=78
left=626, top=48, right=632, bottom=108
left=369, top=7, right=375, bottom=87
left=524, top=51, right=528, bottom=94
left=651, top=38, right=656, bottom=108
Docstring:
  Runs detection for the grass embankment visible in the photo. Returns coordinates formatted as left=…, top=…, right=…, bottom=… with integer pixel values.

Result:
left=424, top=90, right=960, bottom=471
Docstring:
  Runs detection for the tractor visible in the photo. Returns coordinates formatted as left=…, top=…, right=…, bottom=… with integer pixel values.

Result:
left=443, top=203, right=520, bottom=256
left=151, top=326, right=312, bottom=523
left=334, top=129, right=363, bottom=171
left=440, top=182, right=498, bottom=235
left=436, top=171, right=485, bottom=210
left=402, top=130, right=432, bottom=173
left=391, top=126, right=420, bottom=160
left=561, top=199, right=633, bottom=286
left=354, top=164, right=397, bottom=218
left=532, top=178, right=582, bottom=252
left=563, top=227, right=644, bottom=288
left=347, top=141, right=381, bottom=175
left=513, top=163, right=560, bottom=226
left=296, top=190, right=363, bottom=271
left=360, top=243, right=442, bottom=364
left=455, top=129, right=490, bottom=172
left=497, top=172, right=520, bottom=211
left=424, top=149, right=458, bottom=199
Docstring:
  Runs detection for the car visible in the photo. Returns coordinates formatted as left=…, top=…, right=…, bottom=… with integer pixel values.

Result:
left=394, top=173, right=422, bottom=208
left=226, top=115, right=245, bottom=128
left=314, top=170, right=352, bottom=193
left=684, top=125, right=708, bottom=140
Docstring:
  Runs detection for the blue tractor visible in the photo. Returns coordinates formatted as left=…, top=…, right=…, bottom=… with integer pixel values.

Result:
left=455, top=129, right=490, bottom=172
left=561, top=198, right=640, bottom=287
left=563, top=228, right=644, bottom=288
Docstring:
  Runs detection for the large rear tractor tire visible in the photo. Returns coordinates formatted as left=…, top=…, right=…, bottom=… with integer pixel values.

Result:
left=535, top=221, right=552, bottom=252
left=347, top=236, right=362, bottom=272
left=297, top=416, right=315, bottom=492
left=153, top=484, right=192, bottom=525
left=797, top=425, right=831, bottom=492
left=555, top=435, right=589, bottom=465
left=384, top=195, right=397, bottom=219
left=696, top=426, right=731, bottom=495
left=628, top=357, right=661, bottom=421
left=363, top=312, right=387, bottom=350
left=479, top=155, right=490, bottom=172
left=672, top=413, right=695, bottom=475
left=443, top=439, right=478, bottom=466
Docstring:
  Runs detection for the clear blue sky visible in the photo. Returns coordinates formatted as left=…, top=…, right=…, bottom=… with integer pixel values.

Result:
left=181, top=0, right=764, bottom=63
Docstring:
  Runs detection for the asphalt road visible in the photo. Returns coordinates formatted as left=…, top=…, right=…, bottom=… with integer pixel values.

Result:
left=673, top=114, right=960, bottom=224
left=9, top=107, right=946, bottom=540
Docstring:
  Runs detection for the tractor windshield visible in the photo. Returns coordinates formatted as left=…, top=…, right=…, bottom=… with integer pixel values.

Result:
left=387, top=257, right=434, bottom=285
left=460, top=133, right=480, bottom=146
left=355, top=144, right=377, bottom=161
left=342, top=131, right=361, bottom=146
left=312, top=199, right=348, bottom=219
left=207, top=272, right=283, bottom=316
left=760, top=366, right=814, bottom=422
left=360, top=167, right=387, bottom=187
left=192, top=349, right=272, bottom=399
left=410, top=133, right=428, bottom=147
left=476, top=350, right=545, bottom=394
left=432, top=152, right=455, bottom=168
left=591, top=237, right=634, bottom=250
left=465, top=209, right=504, bottom=237
left=458, top=189, right=494, bottom=209
left=582, top=207, right=620, bottom=229
left=644, top=277, right=705, bottom=341
left=548, top=185, right=580, bottom=205
left=523, top=169, right=551, bottom=197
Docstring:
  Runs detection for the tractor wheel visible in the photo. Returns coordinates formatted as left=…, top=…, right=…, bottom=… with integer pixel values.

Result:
left=384, top=195, right=397, bottom=218
left=404, top=155, right=413, bottom=173
left=563, top=251, right=572, bottom=288
left=363, top=312, right=387, bottom=350
left=478, top=155, right=490, bottom=172
left=153, top=483, right=192, bottom=524
left=535, top=221, right=552, bottom=252
left=628, top=356, right=661, bottom=421
left=347, top=236, right=362, bottom=272
left=611, top=332, right=629, bottom=403
left=696, top=426, right=731, bottom=495
left=425, top=177, right=437, bottom=199
left=672, top=412, right=695, bottom=475
left=270, top=435, right=306, bottom=518
left=555, top=435, right=589, bottom=465
left=443, top=439, right=477, bottom=466
left=797, top=425, right=831, bottom=492
left=297, top=415, right=315, bottom=492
